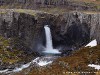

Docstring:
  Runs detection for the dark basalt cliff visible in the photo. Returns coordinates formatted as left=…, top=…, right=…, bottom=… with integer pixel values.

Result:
left=0, top=10, right=100, bottom=53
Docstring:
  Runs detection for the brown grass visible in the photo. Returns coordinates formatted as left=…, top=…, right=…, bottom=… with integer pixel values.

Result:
left=0, top=36, right=35, bottom=65
left=27, top=45, right=100, bottom=75
left=74, top=0, right=100, bottom=5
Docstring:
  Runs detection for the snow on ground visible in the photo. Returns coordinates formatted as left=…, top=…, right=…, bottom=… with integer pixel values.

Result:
left=85, top=39, right=97, bottom=47
left=88, top=64, right=100, bottom=70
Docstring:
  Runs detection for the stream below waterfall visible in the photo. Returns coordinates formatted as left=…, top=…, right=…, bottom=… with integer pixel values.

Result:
left=0, top=25, right=61, bottom=74
left=0, top=56, right=59, bottom=74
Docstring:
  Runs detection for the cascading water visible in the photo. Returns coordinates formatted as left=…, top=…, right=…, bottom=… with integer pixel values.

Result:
left=44, top=25, right=53, bottom=49
left=0, top=25, right=61, bottom=74
left=43, top=25, right=61, bottom=54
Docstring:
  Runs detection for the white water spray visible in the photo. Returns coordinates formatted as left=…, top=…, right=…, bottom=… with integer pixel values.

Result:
left=43, top=25, right=61, bottom=54
left=0, top=56, right=55, bottom=74
left=0, top=25, right=60, bottom=74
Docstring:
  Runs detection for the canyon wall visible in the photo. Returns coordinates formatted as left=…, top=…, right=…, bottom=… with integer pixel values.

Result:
left=0, top=10, right=100, bottom=52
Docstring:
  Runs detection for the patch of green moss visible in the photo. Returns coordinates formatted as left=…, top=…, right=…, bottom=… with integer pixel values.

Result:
left=0, top=36, right=34, bottom=65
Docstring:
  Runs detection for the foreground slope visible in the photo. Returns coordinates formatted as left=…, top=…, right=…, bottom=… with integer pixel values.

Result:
left=28, top=45, right=100, bottom=75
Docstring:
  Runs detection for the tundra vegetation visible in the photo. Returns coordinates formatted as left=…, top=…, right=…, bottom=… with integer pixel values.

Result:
left=0, top=0, right=100, bottom=75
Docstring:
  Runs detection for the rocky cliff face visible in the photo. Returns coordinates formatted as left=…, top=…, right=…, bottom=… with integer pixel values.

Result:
left=52, top=12, right=100, bottom=50
left=0, top=10, right=100, bottom=53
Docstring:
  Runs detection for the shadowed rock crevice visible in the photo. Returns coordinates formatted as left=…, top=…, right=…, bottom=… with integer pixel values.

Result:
left=51, top=12, right=91, bottom=50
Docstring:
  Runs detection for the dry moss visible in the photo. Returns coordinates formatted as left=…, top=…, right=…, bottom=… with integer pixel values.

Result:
left=28, top=45, right=100, bottom=75
left=0, top=36, right=35, bottom=65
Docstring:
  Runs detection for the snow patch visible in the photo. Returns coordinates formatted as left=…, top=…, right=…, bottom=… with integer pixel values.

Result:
left=85, top=39, right=97, bottom=47
left=88, top=64, right=100, bottom=70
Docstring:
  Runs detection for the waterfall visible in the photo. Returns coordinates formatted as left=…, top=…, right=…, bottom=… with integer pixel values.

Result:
left=43, top=25, right=61, bottom=54
left=44, top=25, right=53, bottom=49
left=0, top=25, right=61, bottom=74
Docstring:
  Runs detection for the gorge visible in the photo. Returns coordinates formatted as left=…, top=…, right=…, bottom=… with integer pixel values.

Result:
left=0, top=9, right=100, bottom=75
left=0, top=9, right=99, bottom=53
